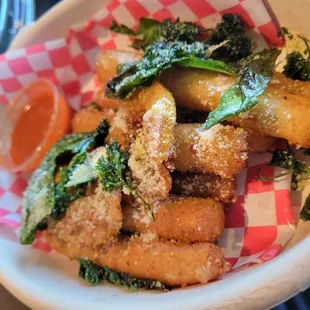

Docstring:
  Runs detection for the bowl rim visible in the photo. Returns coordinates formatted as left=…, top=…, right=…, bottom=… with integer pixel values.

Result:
left=0, top=230, right=309, bottom=310
left=2, top=0, right=310, bottom=309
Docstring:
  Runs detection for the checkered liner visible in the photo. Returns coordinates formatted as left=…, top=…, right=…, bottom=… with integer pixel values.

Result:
left=0, top=0, right=294, bottom=270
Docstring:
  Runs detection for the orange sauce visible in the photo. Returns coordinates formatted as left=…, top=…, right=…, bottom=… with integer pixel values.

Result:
left=10, top=90, right=72, bottom=171
left=11, top=94, right=54, bottom=167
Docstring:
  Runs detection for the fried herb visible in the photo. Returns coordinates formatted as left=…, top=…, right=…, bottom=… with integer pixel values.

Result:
left=110, top=19, right=136, bottom=36
left=300, top=194, right=310, bottom=221
left=106, top=41, right=235, bottom=100
left=208, top=13, right=252, bottom=61
left=204, top=48, right=281, bottom=129
left=78, top=258, right=167, bottom=290
left=283, top=35, right=310, bottom=81
left=96, top=141, right=154, bottom=219
left=110, top=18, right=204, bottom=50
left=20, top=120, right=110, bottom=245
left=107, top=14, right=254, bottom=99
left=257, top=147, right=310, bottom=190
left=52, top=152, right=89, bottom=219
left=282, top=27, right=293, bottom=40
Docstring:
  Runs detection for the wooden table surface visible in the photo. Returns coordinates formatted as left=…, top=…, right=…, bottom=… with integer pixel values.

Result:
left=0, top=285, right=29, bottom=310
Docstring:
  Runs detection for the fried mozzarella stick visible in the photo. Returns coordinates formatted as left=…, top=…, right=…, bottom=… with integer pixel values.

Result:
left=244, top=128, right=276, bottom=153
left=175, top=123, right=248, bottom=178
left=171, top=172, right=236, bottom=203
left=71, top=104, right=115, bottom=133
left=96, top=50, right=141, bottom=87
left=48, top=185, right=122, bottom=249
left=160, top=67, right=310, bottom=147
left=128, top=134, right=172, bottom=201
left=107, top=81, right=176, bottom=163
left=122, top=196, right=225, bottom=242
left=95, top=51, right=141, bottom=110
left=44, top=232, right=230, bottom=287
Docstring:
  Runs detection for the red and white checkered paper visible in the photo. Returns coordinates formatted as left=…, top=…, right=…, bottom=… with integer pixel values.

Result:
left=0, top=0, right=293, bottom=270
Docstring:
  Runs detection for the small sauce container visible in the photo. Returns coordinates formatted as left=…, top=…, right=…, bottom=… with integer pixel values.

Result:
left=0, top=79, right=72, bottom=172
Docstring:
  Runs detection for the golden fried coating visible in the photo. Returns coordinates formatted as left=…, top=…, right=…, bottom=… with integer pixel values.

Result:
left=122, top=196, right=225, bottom=243
left=160, top=67, right=310, bottom=147
left=128, top=134, right=172, bottom=201
left=174, top=123, right=248, bottom=178
left=171, top=172, right=236, bottom=203
left=107, top=82, right=176, bottom=200
left=96, top=50, right=141, bottom=87
left=95, top=51, right=141, bottom=111
left=107, top=81, right=176, bottom=164
left=44, top=231, right=230, bottom=287
left=71, top=105, right=115, bottom=133
left=94, top=87, right=121, bottom=110
left=244, top=128, right=276, bottom=153
left=160, top=67, right=232, bottom=112
left=48, top=185, right=122, bottom=249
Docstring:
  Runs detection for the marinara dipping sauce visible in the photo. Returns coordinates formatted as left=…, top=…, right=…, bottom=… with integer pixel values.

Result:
left=0, top=79, right=72, bottom=172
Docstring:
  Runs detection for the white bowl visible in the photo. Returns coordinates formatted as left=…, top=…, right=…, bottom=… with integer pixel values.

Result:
left=1, top=0, right=310, bottom=309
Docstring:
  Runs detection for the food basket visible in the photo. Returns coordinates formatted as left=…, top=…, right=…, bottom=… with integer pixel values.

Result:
left=0, top=0, right=309, bottom=309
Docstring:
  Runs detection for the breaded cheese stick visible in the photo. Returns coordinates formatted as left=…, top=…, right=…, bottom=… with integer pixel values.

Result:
left=171, top=172, right=236, bottom=203
left=122, top=196, right=225, bottom=242
left=48, top=185, right=122, bottom=249
left=107, top=81, right=176, bottom=165
left=243, top=128, right=276, bottom=153
left=160, top=67, right=310, bottom=147
left=96, top=50, right=141, bottom=87
left=71, top=105, right=115, bottom=133
left=44, top=232, right=230, bottom=287
left=175, top=123, right=248, bottom=178
left=128, top=134, right=172, bottom=201
left=96, top=51, right=141, bottom=110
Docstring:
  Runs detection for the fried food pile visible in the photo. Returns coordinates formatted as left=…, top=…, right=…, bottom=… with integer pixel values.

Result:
left=42, top=49, right=300, bottom=288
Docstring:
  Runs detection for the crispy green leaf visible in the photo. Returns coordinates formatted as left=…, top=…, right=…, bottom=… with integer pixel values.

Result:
left=20, top=133, right=91, bottom=244
left=204, top=48, right=281, bottom=129
left=178, top=57, right=236, bottom=74
left=96, top=141, right=154, bottom=219
left=20, top=120, right=110, bottom=245
left=131, top=18, right=161, bottom=50
left=110, top=18, right=204, bottom=50
left=300, top=194, right=310, bottom=221
left=106, top=41, right=235, bottom=100
left=96, top=141, right=128, bottom=193
left=78, top=258, right=167, bottom=290
left=283, top=35, right=310, bottom=81
left=110, top=20, right=136, bottom=36
left=52, top=152, right=90, bottom=220
left=209, top=13, right=252, bottom=61
left=257, top=148, right=310, bottom=190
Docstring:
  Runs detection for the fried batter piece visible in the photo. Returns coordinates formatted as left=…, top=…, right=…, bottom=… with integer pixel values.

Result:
left=96, top=50, right=141, bottom=87
left=48, top=185, right=122, bottom=249
left=95, top=51, right=142, bottom=111
left=160, top=67, right=310, bottom=148
left=107, top=82, right=176, bottom=201
left=107, top=81, right=176, bottom=164
left=128, top=134, right=172, bottom=201
left=71, top=104, right=115, bottom=133
left=175, top=123, right=248, bottom=178
left=44, top=231, right=230, bottom=287
left=122, top=196, right=225, bottom=243
left=94, top=87, right=121, bottom=110
left=171, top=172, right=236, bottom=203
left=244, top=128, right=276, bottom=153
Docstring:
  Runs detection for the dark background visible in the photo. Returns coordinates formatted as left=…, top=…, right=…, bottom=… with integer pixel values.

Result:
left=0, top=0, right=308, bottom=309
